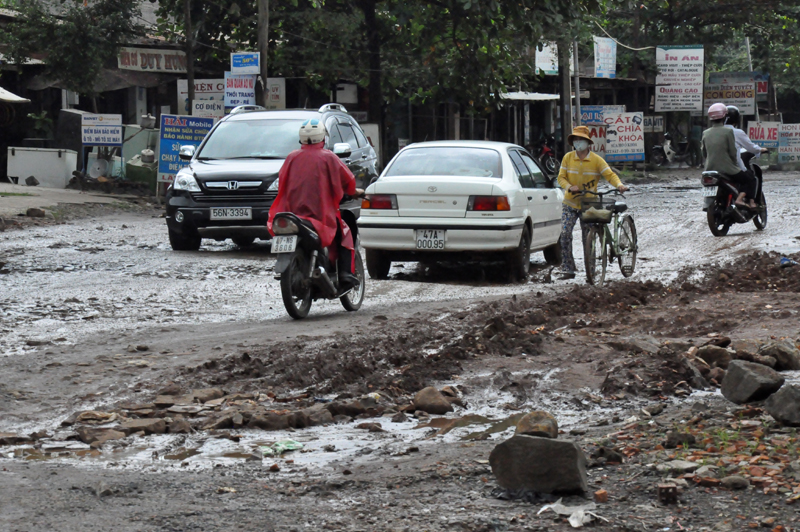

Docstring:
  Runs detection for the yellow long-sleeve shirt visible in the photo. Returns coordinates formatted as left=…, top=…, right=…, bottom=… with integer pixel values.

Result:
left=557, top=151, right=623, bottom=209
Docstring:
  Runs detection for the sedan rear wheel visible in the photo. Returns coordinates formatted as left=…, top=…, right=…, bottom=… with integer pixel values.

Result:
left=507, top=225, right=531, bottom=283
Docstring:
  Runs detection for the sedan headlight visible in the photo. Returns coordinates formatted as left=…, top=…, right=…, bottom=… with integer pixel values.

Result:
left=174, top=171, right=201, bottom=192
left=267, top=178, right=279, bottom=192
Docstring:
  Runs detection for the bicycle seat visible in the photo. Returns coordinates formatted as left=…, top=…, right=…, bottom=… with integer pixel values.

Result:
left=611, top=202, right=628, bottom=213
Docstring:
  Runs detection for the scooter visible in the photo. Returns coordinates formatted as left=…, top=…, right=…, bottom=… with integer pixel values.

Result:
left=271, top=199, right=366, bottom=319
left=537, top=135, right=559, bottom=175
left=701, top=150, right=768, bottom=237
left=652, top=132, right=693, bottom=167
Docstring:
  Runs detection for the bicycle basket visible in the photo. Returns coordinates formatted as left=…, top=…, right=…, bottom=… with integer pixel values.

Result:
left=580, top=197, right=615, bottom=223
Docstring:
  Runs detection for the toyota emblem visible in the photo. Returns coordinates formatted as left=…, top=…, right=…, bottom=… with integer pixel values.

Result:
left=227, top=181, right=239, bottom=190
left=428, top=186, right=437, bottom=192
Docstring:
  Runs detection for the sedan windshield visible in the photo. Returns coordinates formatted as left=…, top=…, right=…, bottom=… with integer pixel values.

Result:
left=196, top=119, right=306, bottom=159
left=384, top=147, right=502, bottom=178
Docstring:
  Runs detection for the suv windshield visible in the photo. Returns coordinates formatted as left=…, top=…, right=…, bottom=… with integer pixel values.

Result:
left=196, top=118, right=307, bottom=159
left=384, top=147, right=502, bottom=178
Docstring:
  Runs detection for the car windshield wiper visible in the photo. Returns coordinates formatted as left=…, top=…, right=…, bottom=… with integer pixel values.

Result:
left=227, top=155, right=284, bottom=160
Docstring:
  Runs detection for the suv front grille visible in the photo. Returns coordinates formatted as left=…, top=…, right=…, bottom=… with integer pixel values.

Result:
left=191, top=192, right=276, bottom=203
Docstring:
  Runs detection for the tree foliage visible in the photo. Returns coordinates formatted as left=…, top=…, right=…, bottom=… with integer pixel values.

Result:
left=0, top=0, right=143, bottom=98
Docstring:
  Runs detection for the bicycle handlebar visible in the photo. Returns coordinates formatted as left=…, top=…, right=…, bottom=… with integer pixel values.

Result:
left=573, top=189, right=626, bottom=199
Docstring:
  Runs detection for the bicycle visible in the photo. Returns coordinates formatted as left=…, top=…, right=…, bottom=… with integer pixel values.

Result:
left=577, top=189, right=638, bottom=287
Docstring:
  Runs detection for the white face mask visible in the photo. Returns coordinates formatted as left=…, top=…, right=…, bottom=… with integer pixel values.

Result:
left=573, top=140, right=590, bottom=152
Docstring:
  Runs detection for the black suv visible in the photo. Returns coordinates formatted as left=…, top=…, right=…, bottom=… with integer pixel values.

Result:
left=165, top=104, right=379, bottom=250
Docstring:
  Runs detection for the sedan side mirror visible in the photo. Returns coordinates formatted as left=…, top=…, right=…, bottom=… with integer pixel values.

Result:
left=333, top=143, right=352, bottom=159
left=179, top=145, right=196, bottom=161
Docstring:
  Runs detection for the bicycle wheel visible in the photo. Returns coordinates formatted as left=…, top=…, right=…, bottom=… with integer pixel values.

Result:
left=584, top=225, right=607, bottom=286
left=617, top=215, right=638, bottom=278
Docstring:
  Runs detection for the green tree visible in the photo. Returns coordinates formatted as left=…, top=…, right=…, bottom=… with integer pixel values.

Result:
left=0, top=0, right=143, bottom=111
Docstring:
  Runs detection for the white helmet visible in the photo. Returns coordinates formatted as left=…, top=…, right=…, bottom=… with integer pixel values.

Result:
left=299, top=118, right=326, bottom=145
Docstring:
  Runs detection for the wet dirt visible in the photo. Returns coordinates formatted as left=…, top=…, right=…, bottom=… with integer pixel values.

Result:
left=2, top=169, right=800, bottom=531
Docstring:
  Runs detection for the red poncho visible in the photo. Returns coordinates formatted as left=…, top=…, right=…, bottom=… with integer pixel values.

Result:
left=268, top=142, right=357, bottom=261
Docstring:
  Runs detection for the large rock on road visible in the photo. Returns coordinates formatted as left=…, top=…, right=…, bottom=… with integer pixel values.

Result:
left=766, top=384, right=800, bottom=426
left=489, top=435, right=588, bottom=494
left=721, top=360, right=784, bottom=404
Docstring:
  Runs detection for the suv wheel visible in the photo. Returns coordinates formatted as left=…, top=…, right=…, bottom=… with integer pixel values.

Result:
left=169, top=228, right=201, bottom=251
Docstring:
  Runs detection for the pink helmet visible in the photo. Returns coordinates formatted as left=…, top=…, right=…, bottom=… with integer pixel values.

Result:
left=708, top=103, right=728, bottom=120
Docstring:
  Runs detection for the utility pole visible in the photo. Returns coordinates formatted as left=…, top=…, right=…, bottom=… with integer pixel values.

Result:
left=258, top=0, right=269, bottom=107
left=744, top=36, right=759, bottom=122
left=184, top=0, right=194, bottom=110
left=573, top=40, right=581, bottom=127
left=558, top=41, right=573, bottom=155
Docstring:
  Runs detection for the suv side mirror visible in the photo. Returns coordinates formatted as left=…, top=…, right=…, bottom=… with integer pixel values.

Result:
left=333, top=143, right=352, bottom=158
left=179, top=145, right=196, bottom=161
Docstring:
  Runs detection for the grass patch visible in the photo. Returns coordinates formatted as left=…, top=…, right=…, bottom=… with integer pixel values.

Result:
left=0, top=192, right=35, bottom=197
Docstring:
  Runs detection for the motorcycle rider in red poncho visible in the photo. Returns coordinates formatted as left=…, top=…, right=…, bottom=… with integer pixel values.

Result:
left=267, top=119, right=363, bottom=293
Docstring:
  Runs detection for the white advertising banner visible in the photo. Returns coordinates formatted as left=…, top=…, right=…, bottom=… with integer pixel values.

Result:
left=117, top=47, right=187, bottom=73
left=224, top=72, right=257, bottom=110
left=709, top=71, right=769, bottom=102
left=535, top=42, right=573, bottom=76
left=747, top=121, right=780, bottom=149
left=655, top=45, right=704, bottom=112
left=604, top=112, right=645, bottom=162
left=593, top=37, right=617, bottom=79
left=588, top=125, right=607, bottom=160
left=703, top=82, right=756, bottom=115
left=177, top=79, right=225, bottom=115
left=778, top=124, right=800, bottom=164
left=81, top=114, right=123, bottom=146
left=192, top=100, right=224, bottom=122
left=264, top=77, right=286, bottom=110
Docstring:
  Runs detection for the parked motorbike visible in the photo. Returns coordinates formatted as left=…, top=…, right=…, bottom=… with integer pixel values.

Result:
left=652, top=132, right=693, bottom=167
left=538, top=134, right=559, bottom=175
left=701, top=151, right=768, bottom=237
left=271, top=199, right=365, bottom=319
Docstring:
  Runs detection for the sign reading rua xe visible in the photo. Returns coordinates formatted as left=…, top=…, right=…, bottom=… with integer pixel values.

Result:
left=118, top=47, right=187, bottom=73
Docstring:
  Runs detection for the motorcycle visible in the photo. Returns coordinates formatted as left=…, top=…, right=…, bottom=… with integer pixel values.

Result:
left=537, top=134, right=560, bottom=175
left=652, top=132, right=693, bottom=167
left=701, top=150, right=768, bottom=237
left=271, top=198, right=366, bottom=319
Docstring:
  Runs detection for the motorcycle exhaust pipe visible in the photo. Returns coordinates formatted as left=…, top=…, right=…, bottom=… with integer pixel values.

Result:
left=312, top=266, right=337, bottom=297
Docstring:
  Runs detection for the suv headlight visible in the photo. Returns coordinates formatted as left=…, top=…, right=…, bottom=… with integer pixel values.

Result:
left=174, top=170, right=200, bottom=192
left=267, top=177, right=279, bottom=192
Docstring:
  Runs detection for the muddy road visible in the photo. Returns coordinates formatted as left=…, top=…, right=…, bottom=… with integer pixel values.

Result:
left=2, top=169, right=800, bottom=531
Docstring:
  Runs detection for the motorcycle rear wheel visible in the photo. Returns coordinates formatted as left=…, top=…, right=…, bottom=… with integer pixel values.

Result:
left=280, top=252, right=313, bottom=319
left=652, top=151, right=666, bottom=166
left=753, top=192, right=768, bottom=231
left=706, top=206, right=730, bottom=237
left=340, top=252, right=366, bottom=311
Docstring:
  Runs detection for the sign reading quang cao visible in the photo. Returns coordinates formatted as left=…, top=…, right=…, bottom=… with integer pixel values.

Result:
left=158, top=114, right=214, bottom=183
left=655, top=45, right=704, bottom=112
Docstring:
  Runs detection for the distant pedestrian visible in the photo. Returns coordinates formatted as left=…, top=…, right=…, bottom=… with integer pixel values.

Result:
left=689, top=122, right=703, bottom=168
left=556, top=126, right=628, bottom=280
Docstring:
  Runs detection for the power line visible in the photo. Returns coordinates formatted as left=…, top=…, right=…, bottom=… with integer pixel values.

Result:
left=593, top=20, right=656, bottom=51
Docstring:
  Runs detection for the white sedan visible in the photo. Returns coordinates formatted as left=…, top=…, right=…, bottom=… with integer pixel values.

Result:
left=357, top=140, right=565, bottom=281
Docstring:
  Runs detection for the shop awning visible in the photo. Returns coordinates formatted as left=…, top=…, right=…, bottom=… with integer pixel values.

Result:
left=0, top=86, right=30, bottom=103
left=499, top=92, right=560, bottom=101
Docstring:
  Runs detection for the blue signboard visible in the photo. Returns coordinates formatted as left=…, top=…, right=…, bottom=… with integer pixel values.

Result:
left=158, top=114, right=214, bottom=183
left=581, top=105, right=605, bottom=126
left=231, top=52, right=260, bottom=75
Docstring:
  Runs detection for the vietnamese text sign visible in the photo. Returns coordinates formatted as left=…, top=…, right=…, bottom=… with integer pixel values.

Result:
left=747, top=121, right=780, bottom=149
left=604, top=112, right=645, bottom=162
left=118, top=47, right=187, bottom=73
left=703, top=83, right=756, bottom=115
left=192, top=100, right=224, bottom=122
left=265, top=77, right=286, bottom=110
left=158, top=114, right=214, bottom=183
left=231, top=52, right=260, bottom=75
left=81, top=113, right=123, bottom=146
left=778, top=124, right=800, bottom=164
left=177, top=79, right=224, bottom=114
left=655, top=45, right=704, bottom=112
left=709, top=71, right=769, bottom=102
left=588, top=125, right=607, bottom=160
left=581, top=105, right=625, bottom=126
left=593, top=37, right=617, bottom=79
left=643, top=115, right=664, bottom=133
left=535, top=42, right=573, bottom=76
left=224, top=72, right=256, bottom=110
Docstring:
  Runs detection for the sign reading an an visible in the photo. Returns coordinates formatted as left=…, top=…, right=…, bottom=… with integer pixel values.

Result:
left=604, top=112, right=645, bottom=162
left=655, top=45, right=704, bottom=112
left=158, top=114, right=214, bottom=183
left=118, top=47, right=187, bottom=73
left=778, top=124, right=800, bottom=164
left=231, top=52, right=260, bottom=75
left=593, top=37, right=617, bottom=79
left=224, top=72, right=257, bottom=110
left=703, top=83, right=756, bottom=115
left=81, top=114, right=123, bottom=146
left=747, top=121, right=780, bottom=149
